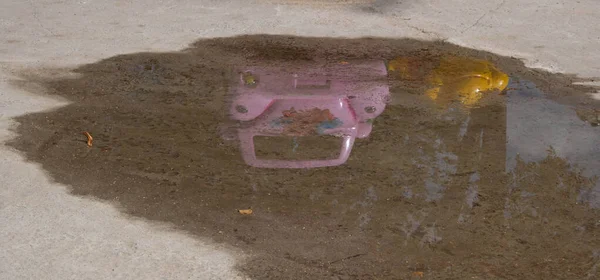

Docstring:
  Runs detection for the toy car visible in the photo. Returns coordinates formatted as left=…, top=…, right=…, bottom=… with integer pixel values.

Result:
left=229, top=60, right=390, bottom=168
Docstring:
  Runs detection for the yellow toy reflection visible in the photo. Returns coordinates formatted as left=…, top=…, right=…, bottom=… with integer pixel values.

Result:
left=388, top=55, right=509, bottom=106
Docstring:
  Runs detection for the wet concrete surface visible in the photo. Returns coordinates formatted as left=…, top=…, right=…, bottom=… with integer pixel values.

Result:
left=7, top=35, right=600, bottom=279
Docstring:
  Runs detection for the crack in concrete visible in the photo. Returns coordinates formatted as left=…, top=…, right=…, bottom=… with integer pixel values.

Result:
left=27, top=0, right=56, bottom=36
left=461, top=0, right=507, bottom=34
left=407, top=23, right=446, bottom=40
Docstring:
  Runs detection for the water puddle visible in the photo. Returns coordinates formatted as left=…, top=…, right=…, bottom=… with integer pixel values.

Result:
left=7, top=35, right=600, bottom=279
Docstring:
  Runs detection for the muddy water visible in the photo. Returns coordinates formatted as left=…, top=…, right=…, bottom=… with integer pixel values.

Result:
left=7, top=35, right=600, bottom=279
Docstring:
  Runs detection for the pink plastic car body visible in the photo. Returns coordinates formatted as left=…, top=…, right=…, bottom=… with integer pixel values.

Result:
left=229, top=60, right=390, bottom=168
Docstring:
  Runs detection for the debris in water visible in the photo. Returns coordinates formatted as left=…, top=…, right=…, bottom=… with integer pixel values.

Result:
left=83, top=131, right=93, bottom=147
left=242, top=71, right=258, bottom=86
left=292, top=137, right=299, bottom=153
left=238, top=208, right=253, bottom=215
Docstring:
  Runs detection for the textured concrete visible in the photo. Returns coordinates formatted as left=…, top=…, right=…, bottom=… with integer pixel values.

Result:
left=1, top=0, right=599, bottom=279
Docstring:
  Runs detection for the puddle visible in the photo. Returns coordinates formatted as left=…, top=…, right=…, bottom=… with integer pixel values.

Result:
left=254, top=135, right=342, bottom=160
left=7, top=35, right=600, bottom=279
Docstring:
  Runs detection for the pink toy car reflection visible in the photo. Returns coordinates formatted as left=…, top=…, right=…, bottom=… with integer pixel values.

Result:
left=229, top=60, right=390, bottom=168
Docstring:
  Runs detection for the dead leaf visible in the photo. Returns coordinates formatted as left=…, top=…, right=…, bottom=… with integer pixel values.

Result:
left=413, top=271, right=424, bottom=278
left=238, top=209, right=253, bottom=215
left=83, top=131, right=93, bottom=147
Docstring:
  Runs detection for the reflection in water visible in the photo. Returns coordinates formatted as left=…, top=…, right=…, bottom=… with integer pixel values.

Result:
left=230, top=56, right=510, bottom=169
left=506, top=79, right=600, bottom=210
left=8, top=35, right=600, bottom=279
left=229, top=60, right=389, bottom=168
left=577, top=108, right=600, bottom=126
left=254, top=135, right=342, bottom=160
left=388, top=55, right=509, bottom=107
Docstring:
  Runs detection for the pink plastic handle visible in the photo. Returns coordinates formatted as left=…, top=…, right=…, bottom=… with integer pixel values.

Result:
left=238, top=129, right=357, bottom=168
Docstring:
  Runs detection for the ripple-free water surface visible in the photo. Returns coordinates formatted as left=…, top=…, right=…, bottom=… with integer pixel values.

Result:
left=9, top=35, right=600, bottom=279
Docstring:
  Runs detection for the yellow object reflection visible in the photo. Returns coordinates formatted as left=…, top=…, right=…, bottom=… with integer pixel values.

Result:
left=388, top=55, right=509, bottom=106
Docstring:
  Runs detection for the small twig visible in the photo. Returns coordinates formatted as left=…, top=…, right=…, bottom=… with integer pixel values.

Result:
left=451, top=171, right=476, bottom=177
left=517, top=172, right=539, bottom=182
left=330, top=253, right=366, bottom=264
left=83, top=131, right=93, bottom=147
